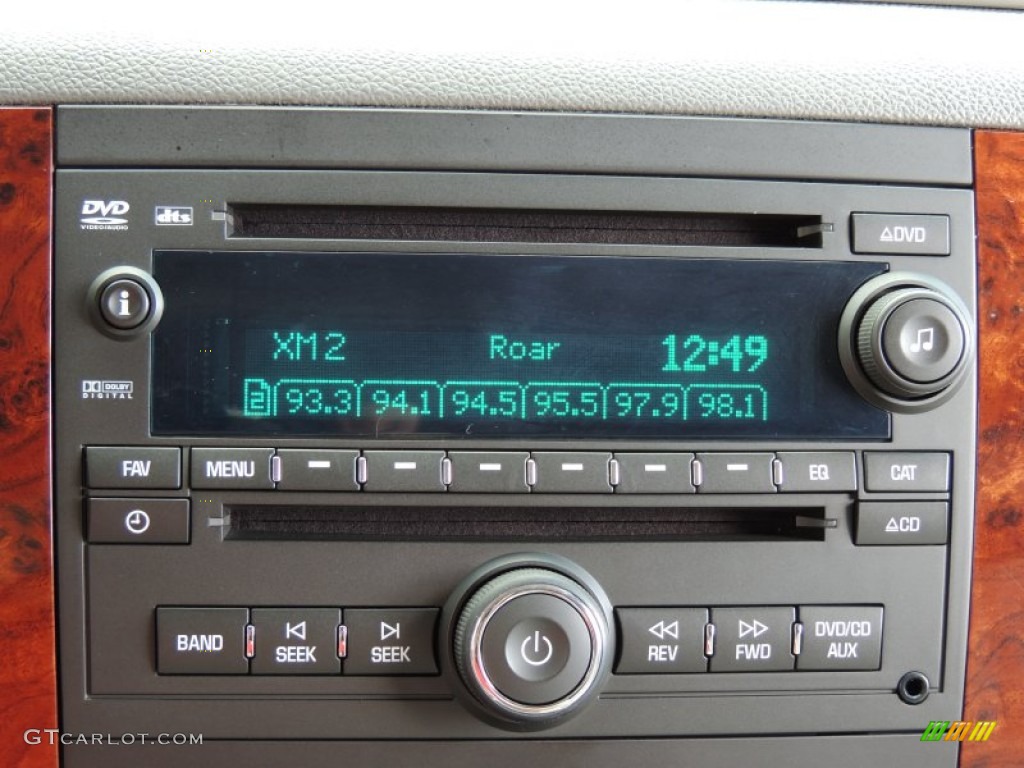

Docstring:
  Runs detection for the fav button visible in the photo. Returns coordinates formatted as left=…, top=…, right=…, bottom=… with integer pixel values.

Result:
left=85, top=446, right=181, bottom=490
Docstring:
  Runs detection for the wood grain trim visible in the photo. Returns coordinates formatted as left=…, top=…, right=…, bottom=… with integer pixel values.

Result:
left=963, top=130, right=1024, bottom=767
left=0, top=108, right=55, bottom=767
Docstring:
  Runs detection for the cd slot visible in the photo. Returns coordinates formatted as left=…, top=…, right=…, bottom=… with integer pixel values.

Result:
left=225, top=505, right=831, bottom=542
left=226, top=205, right=824, bottom=248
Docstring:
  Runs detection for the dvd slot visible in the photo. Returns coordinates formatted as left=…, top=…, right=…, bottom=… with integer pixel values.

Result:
left=226, top=205, right=824, bottom=248
left=225, top=505, right=831, bottom=542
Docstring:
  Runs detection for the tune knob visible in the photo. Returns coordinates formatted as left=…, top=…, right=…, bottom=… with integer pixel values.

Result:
left=444, top=555, right=614, bottom=731
left=839, top=273, right=973, bottom=412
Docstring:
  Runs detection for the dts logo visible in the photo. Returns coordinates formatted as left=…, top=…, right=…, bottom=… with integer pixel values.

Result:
left=80, top=200, right=130, bottom=230
left=155, top=206, right=194, bottom=226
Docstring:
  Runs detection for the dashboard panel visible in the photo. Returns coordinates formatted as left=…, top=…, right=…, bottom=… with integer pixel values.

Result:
left=1, top=2, right=1024, bottom=767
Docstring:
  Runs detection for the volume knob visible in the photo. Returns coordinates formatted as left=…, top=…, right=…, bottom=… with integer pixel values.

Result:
left=445, top=556, right=613, bottom=731
left=839, top=274, right=972, bottom=412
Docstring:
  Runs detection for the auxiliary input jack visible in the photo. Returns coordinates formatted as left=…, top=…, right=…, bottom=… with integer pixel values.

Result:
left=897, top=671, right=931, bottom=704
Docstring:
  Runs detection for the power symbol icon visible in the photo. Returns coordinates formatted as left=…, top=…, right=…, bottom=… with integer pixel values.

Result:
left=520, top=630, right=554, bottom=667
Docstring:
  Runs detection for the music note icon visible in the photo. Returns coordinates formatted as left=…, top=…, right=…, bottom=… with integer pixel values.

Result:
left=909, top=326, right=935, bottom=354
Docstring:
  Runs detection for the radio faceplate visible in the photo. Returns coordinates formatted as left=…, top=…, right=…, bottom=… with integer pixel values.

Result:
left=53, top=108, right=975, bottom=766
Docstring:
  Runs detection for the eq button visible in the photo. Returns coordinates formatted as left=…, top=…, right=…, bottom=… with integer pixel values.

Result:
left=776, top=452, right=857, bottom=492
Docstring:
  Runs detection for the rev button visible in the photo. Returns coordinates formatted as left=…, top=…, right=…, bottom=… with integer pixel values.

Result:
left=615, top=608, right=708, bottom=674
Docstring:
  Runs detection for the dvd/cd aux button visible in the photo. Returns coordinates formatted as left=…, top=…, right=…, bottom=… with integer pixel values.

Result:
left=863, top=452, right=950, bottom=493
left=448, top=452, right=529, bottom=493
left=695, top=453, right=776, bottom=494
left=531, top=452, right=613, bottom=493
left=616, top=608, right=708, bottom=673
left=85, top=446, right=181, bottom=490
left=614, top=453, right=695, bottom=494
left=362, top=451, right=446, bottom=492
left=776, top=452, right=857, bottom=492
left=855, top=501, right=948, bottom=545
left=275, top=449, right=359, bottom=491
left=191, top=448, right=274, bottom=490
left=709, top=606, right=795, bottom=672
left=796, top=606, right=883, bottom=671
left=156, top=607, right=249, bottom=674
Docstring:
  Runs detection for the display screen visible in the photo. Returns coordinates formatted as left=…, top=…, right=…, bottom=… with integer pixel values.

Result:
left=151, top=251, right=889, bottom=439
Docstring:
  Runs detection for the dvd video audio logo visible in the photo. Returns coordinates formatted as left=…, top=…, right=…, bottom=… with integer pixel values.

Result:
left=80, top=200, right=130, bottom=231
left=921, top=720, right=997, bottom=743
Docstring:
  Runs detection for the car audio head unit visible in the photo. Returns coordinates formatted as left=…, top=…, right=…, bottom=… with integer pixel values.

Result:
left=53, top=107, right=976, bottom=767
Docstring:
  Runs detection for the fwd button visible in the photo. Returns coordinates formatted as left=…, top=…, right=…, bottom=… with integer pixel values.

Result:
left=710, top=607, right=794, bottom=672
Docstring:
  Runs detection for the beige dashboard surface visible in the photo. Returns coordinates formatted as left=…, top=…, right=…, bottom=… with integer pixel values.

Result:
left=1, top=0, right=1023, bottom=128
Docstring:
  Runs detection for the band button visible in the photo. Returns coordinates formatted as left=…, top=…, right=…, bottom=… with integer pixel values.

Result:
left=156, top=607, right=249, bottom=674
